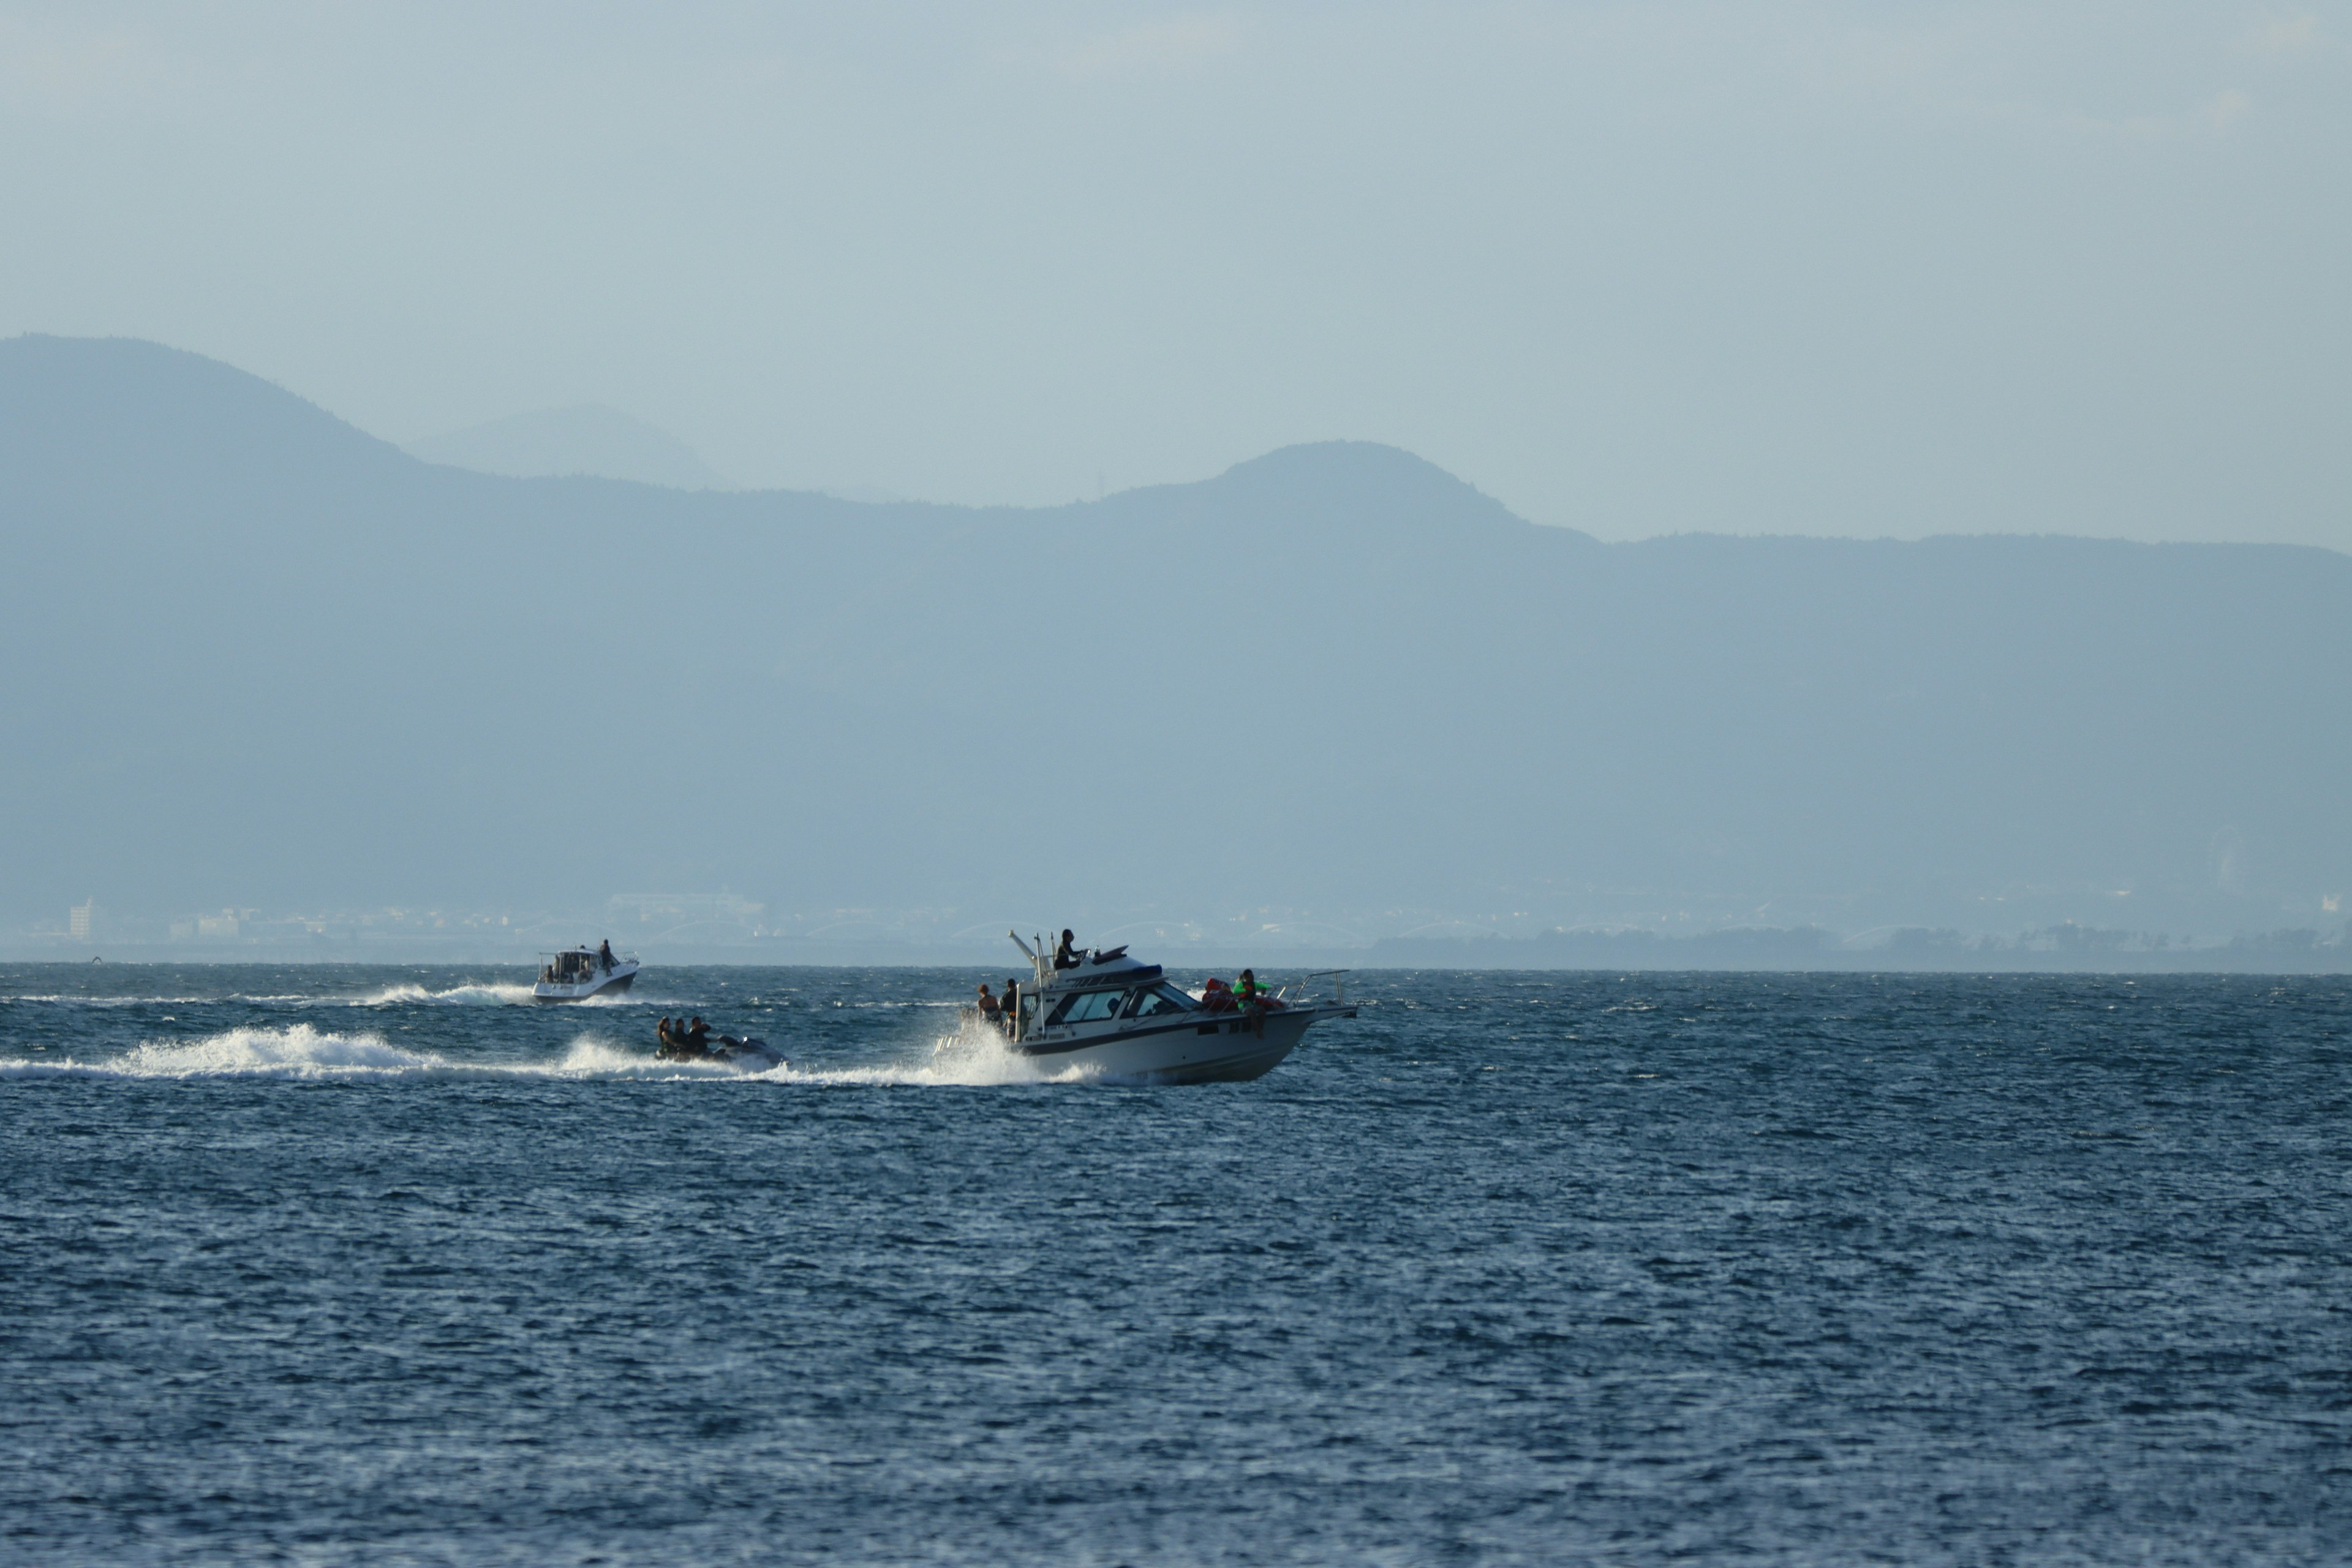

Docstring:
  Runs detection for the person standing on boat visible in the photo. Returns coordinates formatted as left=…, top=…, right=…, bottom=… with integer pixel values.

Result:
left=1003, top=980, right=1021, bottom=1037
left=976, top=983, right=1002, bottom=1028
left=598, top=939, right=616, bottom=973
left=1054, top=929, right=1082, bottom=970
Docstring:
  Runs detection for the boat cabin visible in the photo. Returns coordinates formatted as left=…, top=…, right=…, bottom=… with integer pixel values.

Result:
left=1007, top=945, right=1205, bottom=1043
left=541, top=948, right=605, bottom=984
left=1038, top=977, right=1198, bottom=1029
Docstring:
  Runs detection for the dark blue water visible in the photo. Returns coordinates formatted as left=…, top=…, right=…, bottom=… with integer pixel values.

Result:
left=2, top=965, right=2347, bottom=1565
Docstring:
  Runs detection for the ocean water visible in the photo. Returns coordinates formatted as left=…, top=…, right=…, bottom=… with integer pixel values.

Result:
left=2, top=964, right=2346, bottom=1566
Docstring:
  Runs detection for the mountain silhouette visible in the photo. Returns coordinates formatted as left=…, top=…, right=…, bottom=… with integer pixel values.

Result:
left=4, top=333, right=2347, bottom=951
left=407, top=403, right=731, bottom=490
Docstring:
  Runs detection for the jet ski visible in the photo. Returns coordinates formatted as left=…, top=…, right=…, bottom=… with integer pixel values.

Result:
left=654, top=1020, right=784, bottom=1072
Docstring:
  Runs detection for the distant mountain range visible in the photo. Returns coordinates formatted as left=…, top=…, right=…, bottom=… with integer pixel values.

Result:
left=405, top=403, right=732, bottom=490
left=4, top=333, right=2348, bottom=963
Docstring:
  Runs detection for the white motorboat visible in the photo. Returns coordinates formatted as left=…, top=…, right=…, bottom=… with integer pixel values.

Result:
left=993, top=934, right=1354, bottom=1084
left=533, top=944, right=639, bottom=1002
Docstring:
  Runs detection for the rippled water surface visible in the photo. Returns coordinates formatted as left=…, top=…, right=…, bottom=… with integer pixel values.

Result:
left=2, top=964, right=2347, bottom=1565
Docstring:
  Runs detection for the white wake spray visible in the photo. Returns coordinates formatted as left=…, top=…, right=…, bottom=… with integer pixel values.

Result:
left=2, top=1024, right=741, bottom=1082
left=760, top=1015, right=1095, bottom=1087
left=350, top=981, right=542, bottom=1007
left=39, top=1023, right=463, bottom=1078
left=0, top=1018, right=1099, bottom=1086
left=350, top=981, right=668, bottom=1008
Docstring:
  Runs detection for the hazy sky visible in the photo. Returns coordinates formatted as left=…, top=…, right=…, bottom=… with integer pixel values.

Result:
left=5, top=2, right=2347, bottom=545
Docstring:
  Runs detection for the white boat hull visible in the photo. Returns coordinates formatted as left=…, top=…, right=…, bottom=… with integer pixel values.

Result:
left=1015, top=1005, right=1346, bottom=1084
left=533, top=959, right=639, bottom=1002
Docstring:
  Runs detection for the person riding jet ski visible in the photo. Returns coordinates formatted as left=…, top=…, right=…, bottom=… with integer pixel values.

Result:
left=657, top=1016, right=717, bottom=1057
left=655, top=1016, right=782, bottom=1071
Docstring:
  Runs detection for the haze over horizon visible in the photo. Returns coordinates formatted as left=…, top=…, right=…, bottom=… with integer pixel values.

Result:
left=7, top=333, right=2349, bottom=966
left=4, top=2, right=2348, bottom=546
left=6, top=4, right=2349, bottom=967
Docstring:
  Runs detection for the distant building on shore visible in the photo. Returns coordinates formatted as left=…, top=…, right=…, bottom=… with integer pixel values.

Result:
left=606, top=892, right=766, bottom=937
left=167, top=910, right=245, bottom=940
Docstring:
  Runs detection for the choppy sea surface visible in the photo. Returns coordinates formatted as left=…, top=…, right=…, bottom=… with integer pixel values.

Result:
left=2, top=964, right=2346, bottom=1566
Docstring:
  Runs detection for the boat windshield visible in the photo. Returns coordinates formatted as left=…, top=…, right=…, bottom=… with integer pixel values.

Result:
left=1045, top=989, right=1127, bottom=1027
left=1123, top=983, right=1196, bottom=1019
left=1042, top=981, right=1199, bottom=1028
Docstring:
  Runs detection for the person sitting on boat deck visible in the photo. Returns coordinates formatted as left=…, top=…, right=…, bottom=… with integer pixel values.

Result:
left=1234, top=969, right=1285, bottom=1010
left=598, top=939, right=616, bottom=971
left=1054, top=929, right=1082, bottom=970
left=976, top=983, right=1002, bottom=1027
left=1234, top=970, right=1270, bottom=1036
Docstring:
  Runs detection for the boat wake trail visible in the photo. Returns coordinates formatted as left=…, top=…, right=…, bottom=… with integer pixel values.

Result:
left=1, top=1022, right=1094, bottom=1085
left=351, top=982, right=647, bottom=1008
left=3, top=993, right=312, bottom=1008
left=6, top=1023, right=463, bottom=1078
left=761, top=1018, right=1094, bottom=1087
left=2, top=1025, right=738, bottom=1081
left=350, top=982, right=543, bottom=1007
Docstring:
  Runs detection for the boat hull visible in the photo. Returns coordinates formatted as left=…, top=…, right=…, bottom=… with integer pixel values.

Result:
left=1014, top=1005, right=1344, bottom=1084
left=533, top=963, right=639, bottom=1003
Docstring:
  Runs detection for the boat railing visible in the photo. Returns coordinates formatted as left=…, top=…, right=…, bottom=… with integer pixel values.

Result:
left=1282, top=969, right=1351, bottom=1007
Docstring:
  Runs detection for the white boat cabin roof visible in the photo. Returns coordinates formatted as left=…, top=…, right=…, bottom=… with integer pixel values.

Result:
left=1038, top=946, right=1162, bottom=992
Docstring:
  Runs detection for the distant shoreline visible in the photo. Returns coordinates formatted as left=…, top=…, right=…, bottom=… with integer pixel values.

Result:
left=5, top=948, right=2347, bottom=977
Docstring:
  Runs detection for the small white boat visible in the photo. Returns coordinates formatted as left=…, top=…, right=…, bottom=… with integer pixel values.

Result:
left=533, top=944, right=639, bottom=1002
left=993, top=935, right=1354, bottom=1084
